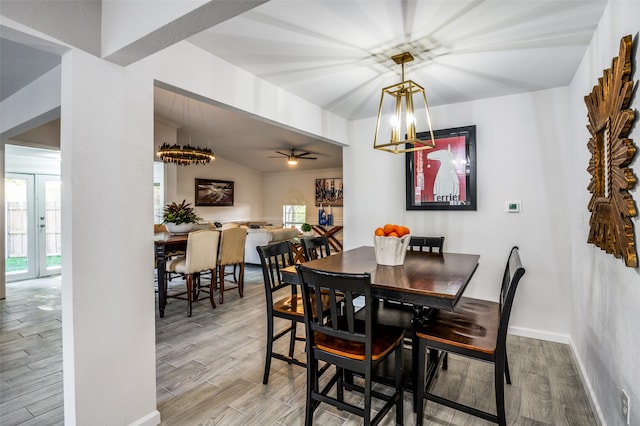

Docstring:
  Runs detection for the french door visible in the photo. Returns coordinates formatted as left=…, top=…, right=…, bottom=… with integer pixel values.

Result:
left=5, top=173, right=61, bottom=281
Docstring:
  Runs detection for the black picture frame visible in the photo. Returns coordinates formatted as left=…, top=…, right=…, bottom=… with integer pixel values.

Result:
left=315, top=178, right=343, bottom=207
left=195, top=179, right=234, bottom=207
left=406, top=125, right=477, bottom=210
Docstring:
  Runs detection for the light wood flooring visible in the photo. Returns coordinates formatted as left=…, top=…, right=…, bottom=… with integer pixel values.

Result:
left=1, top=266, right=598, bottom=425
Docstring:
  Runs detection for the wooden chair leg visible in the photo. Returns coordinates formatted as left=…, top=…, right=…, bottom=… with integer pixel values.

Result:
left=263, top=314, right=274, bottom=384
left=186, top=274, right=193, bottom=317
left=416, top=338, right=426, bottom=426
left=237, top=262, right=245, bottom=297
left=495, top=360, right=507, bottom=426
left=218, top=265, right=225, bottom=304
left=209, top=268, right=217, bottom=309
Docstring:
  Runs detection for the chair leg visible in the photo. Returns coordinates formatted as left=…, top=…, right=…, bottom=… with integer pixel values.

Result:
left=495, top=360, right=507, bottom=426
left=305, top=359, right=316, bottom=426
left=263, top=314, right=274, bottom=384
left=186, top=274, right=193, bottom=317
left=209, top=268, right=217, bottom=309
left=363, top=372, right=372, bottom=425
left=416, top=338, right=426, bottom=426
left=237, top=262, right=245, bottom=297
left=218, top=264, right=225, bottom=304
left=395, top=343, right=404, bottom=425
left=288, top=320, right=297, bottom=359
left=504, top=351, right=511, bottom=385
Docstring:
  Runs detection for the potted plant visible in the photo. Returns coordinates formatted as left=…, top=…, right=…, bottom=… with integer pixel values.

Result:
left=162, top=200, right=202, bottom=234
left=301, top=222, right=312, bottom=237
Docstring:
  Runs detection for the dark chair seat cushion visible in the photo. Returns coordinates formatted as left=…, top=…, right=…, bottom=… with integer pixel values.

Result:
left=416, top=297, right=499, bottom=355
left=315, top=321, right=404, bottom=361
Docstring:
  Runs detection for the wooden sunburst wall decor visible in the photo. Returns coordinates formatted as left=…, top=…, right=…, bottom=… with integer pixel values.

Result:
left=585, top=34, right=637, bottom=268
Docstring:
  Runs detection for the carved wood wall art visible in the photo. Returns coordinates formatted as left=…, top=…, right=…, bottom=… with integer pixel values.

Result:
left=585, top=35, right=637, bottom=267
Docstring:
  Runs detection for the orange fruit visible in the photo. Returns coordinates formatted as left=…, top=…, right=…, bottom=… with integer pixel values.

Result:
left=397, top=226, right=410, bottom=237
left=374, top=227, right=385, bottom=236
left=387, top=231, right=399, bottom=237
left=383, top=223, right=394, bottom=234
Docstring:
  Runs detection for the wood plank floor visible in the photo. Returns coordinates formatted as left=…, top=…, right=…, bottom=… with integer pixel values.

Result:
left=1, top=266, right=598, bottom=425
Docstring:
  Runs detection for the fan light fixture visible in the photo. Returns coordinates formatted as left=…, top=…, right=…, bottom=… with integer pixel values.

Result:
left=373, top=52, right=436, bottom=154
left=287, top=157, right=298, bottom=165
left=157, top=94, right=216, bottom=166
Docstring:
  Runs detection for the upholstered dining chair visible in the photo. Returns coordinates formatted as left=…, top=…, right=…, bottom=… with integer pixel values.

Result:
left=296, top=264, right=405, bottom=426
left=408, top=236, right=445, bottom=253
left=216, top=227, right=247, bottom=304
left=415, top=246, right=526, bottom=426
left=300, top=235, right=331, bottom=262
left=257, top=241, right=334, bottom=385
left=165, top=230, right=220, bottom=317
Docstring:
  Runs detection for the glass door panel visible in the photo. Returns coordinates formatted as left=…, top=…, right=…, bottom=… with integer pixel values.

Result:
left=5, top=174, right=36, bottom=280
left=38, top=175, right=61, bottom=276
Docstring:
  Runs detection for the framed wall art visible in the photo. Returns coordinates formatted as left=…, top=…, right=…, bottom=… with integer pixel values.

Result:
left=585, top=35, right=637, bottom=267
left=406, top=125, right=477, bottom=210
left=315, top=178, right=343, bottom=207
left=195, top=179, right=234, bottom=207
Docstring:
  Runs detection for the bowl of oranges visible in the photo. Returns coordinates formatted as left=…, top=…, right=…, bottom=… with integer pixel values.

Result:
left=373, top=224, right=411, bottom=266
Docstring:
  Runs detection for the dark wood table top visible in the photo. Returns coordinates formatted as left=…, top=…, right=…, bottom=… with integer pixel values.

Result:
left=154, top=232, right=188, bottom=245
left=281, top=246, right=480, bottom=310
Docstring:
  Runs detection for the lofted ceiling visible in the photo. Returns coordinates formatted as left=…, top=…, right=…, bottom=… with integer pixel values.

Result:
left=2, top=0, right=608, bottom=172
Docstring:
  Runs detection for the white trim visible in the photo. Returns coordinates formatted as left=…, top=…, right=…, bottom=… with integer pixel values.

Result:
left=567, top=338, right=606, bottom=426
left=128, top=410, right=161, bottom=426
left=508, top=325, right=570, bottom=344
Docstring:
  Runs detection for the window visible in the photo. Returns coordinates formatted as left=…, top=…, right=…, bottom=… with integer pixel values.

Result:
left=153, top=162, right=165, bottom=223
left=283, top=204, right=306, bottom=230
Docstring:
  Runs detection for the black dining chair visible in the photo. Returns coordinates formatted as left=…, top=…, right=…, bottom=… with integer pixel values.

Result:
left=300, top=235, right=332, bottom=262
left=257, top=241, right=334, bottom=384
left=415, top=246, right=526, bottom=426
left=296, top=264, right=405, bottom=426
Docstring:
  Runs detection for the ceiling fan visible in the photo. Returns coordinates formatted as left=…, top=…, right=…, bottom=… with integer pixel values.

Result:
left=269, top=147, right=317, bottom=165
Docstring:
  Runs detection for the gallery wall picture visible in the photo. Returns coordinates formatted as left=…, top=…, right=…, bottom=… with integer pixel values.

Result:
left=195, top=179, right=234, bottom=206
left=406, top=125, right=477, bottom=211
left=315, top=178, right=343, bottom=207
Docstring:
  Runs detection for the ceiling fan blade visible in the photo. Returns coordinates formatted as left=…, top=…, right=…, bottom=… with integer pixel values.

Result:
left=296, top=152, right=313, bottom=157
left=298, top=156, right=317, bottom=160
left=275, top=151, right=289, bottom=156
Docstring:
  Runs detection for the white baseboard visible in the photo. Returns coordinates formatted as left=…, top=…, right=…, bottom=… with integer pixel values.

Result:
left=508, top=325, right=571, bottom=344
left=128, top=410, right=161, bottom=426
left=567, top=338, right=607, bottom=426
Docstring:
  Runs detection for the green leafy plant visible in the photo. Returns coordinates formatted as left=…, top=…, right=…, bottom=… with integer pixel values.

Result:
left=301, top=223, right=312, bottom=232
left=162, top=200, right=202, bottom=225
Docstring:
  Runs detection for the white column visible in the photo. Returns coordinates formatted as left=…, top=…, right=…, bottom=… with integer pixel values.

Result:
left=60, top=49, right=159, bottom=425
left=0, top=141, right=5, bottom=299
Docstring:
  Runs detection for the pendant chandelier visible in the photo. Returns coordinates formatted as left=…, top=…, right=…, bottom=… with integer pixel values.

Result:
left=157, top=93, right=216, bottom=166
left=373, top=52, right=436, bottom=154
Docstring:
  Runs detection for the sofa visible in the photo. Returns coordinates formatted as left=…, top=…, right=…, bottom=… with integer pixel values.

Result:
left=244, top=227, right=299, bottom=264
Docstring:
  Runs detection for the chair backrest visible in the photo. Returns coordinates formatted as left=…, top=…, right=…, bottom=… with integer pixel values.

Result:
left=408, top=236, right=445, bottom=253
left=301, top=235, right=331, bottom=262
left=219, top=227, right=247, bottom=264
left=184, top=230, right=220, bottom=273
left=496, top=246, right=526, bottom=350
left=154, top=224, right=168, bottom=233
left=257, top=241, right=296, bottom=303
left=296, top=264, right=373, bottom=359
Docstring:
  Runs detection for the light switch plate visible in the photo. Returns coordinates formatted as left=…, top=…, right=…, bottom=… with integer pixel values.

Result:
left=505, top=201, right=521, bottom=213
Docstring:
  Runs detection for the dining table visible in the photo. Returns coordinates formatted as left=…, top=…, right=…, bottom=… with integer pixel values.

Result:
left=155, top=231, right=189, bottom=318
left=279, top=245, right=480, bottom=394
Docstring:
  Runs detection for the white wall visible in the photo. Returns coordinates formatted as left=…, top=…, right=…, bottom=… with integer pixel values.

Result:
left=0, top=142, right=4, bottom=299
left=263, top=168, right=343, bottom=225
left=568, top=1, right=640, bottom=424
left=346, top=86, right=573, bottom=340
left=169, top=156, right=264, bottom=223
